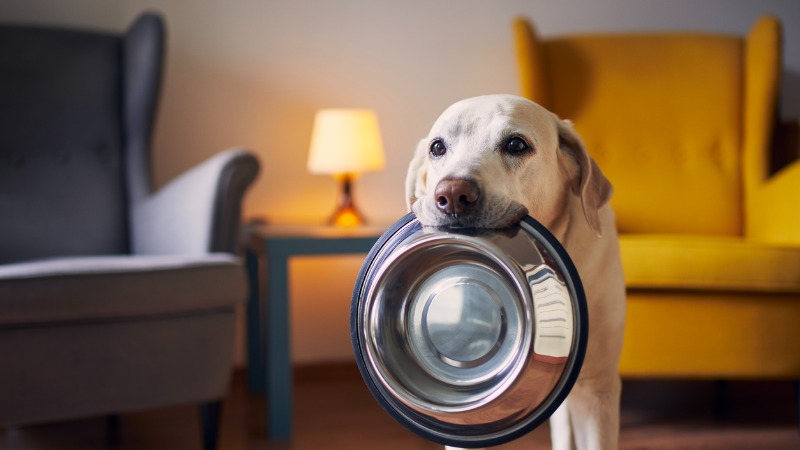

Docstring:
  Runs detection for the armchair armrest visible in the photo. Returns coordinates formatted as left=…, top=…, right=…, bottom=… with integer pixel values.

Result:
left=131, top=149, right=259, bottom=255
left=747, top=159, right=800, bottom=246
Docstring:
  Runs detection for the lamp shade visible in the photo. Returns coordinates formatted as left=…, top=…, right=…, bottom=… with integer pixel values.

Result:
left=307, top=109, right=386, bottom=175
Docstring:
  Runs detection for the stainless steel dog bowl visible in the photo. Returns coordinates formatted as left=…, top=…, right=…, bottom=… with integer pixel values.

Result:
left=351, top=213, right=587, bottom=448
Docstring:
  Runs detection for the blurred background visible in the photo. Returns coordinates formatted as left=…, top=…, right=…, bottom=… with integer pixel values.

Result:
left=2, top=0, right=798, bottom=366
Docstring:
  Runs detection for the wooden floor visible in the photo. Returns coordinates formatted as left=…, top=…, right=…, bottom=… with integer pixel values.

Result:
left=1, top=365, right=798, bottom=450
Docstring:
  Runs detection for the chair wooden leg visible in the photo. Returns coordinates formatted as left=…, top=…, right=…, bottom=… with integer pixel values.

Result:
left=105, top=414, right=120, bottom=447
left=199, top=401, right=222, bottom=450
left=796, top=380, right=800, bottom=433
left=713, top=379, right=728, bottom=421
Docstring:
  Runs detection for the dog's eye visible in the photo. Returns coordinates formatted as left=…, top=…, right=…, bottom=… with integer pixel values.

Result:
left=503, top=136, right=531, bottom=155
left=429, top=139, right=447, bottom=157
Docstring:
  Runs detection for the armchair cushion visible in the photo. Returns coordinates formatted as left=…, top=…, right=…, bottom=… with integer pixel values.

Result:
left=620, top=235, right=800, bottom=293
left=1, top=311, right=238, bottom=426
left=0, top=254, right=245, bottom=326
left=0, top=252, right=246, bottom=426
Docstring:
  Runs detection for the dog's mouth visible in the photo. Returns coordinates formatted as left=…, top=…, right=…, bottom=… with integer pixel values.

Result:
left=414, top=199, right=529, bottom=230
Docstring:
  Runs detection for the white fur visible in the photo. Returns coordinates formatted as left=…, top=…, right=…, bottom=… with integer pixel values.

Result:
left=407, top=94, right=626, bottom=450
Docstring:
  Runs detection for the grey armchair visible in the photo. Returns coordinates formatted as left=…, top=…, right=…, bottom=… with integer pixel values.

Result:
left=0, top=12, right=259, bottom=450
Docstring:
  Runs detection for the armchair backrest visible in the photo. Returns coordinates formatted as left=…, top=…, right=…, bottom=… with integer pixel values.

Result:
left=513, top=16, right=782, bottom=236
left=0, top=13, right=163, bottom=263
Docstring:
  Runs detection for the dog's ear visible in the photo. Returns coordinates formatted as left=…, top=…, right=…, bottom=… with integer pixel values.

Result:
left=405, top=139, right=429, bottom=212
left=557, top=119, right=613, bottom=237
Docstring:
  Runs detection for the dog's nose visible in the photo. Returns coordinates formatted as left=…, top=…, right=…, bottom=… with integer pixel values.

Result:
left=435, top=178, right=480, bottom=215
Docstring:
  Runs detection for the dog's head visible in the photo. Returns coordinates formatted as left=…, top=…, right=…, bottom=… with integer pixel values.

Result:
left=406, top=94, right=611, bottom=235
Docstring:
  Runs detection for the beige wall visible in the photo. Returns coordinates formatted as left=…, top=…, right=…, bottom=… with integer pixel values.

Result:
left=3, top=0, right=799, bottom=365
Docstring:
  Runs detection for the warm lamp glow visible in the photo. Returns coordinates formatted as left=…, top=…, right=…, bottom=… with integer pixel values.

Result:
left=307, top=109, right=385, bottom=175
left=307, top=109, right=385, bottom=226
left=331, top=205, right=362, bottom=227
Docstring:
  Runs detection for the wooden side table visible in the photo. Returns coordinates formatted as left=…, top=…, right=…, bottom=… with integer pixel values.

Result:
left=244, top=222, right=386, bottom=439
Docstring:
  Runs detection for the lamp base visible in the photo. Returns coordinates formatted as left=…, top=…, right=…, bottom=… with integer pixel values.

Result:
left=329, top=204, right=365, bottom=227
left=329, top=174, right=366, bottom=227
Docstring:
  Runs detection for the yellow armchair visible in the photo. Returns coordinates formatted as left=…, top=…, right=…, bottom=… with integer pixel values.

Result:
left=512, top=16, right=800, bottom=379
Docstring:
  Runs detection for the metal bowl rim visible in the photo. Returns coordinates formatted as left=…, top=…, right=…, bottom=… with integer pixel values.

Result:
left=350, top=213, right=588, bottom=448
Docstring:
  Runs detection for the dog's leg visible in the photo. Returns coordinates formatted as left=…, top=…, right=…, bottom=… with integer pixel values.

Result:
left=566, top=375, right=621, bottom=450
left=549, top=399, right=574, bottom=450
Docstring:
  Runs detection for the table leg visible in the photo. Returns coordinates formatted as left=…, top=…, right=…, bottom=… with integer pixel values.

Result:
left=249, top=232, right=382, bottom=439
left=245, top=249, right=264, bottom=392
left=266, top=250, right=292, bottom=439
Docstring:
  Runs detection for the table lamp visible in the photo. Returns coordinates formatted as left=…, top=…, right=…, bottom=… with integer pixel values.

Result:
left=307, top=109, right=386, bottom=226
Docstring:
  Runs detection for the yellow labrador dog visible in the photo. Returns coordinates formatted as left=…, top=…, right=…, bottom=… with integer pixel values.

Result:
left=406, top=94, right=626, bottom=450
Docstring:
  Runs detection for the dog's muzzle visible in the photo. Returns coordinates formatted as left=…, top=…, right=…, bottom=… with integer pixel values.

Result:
left=434, top=177, right=480, bottom=216
left=350, top=213, right=588, bottom=448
